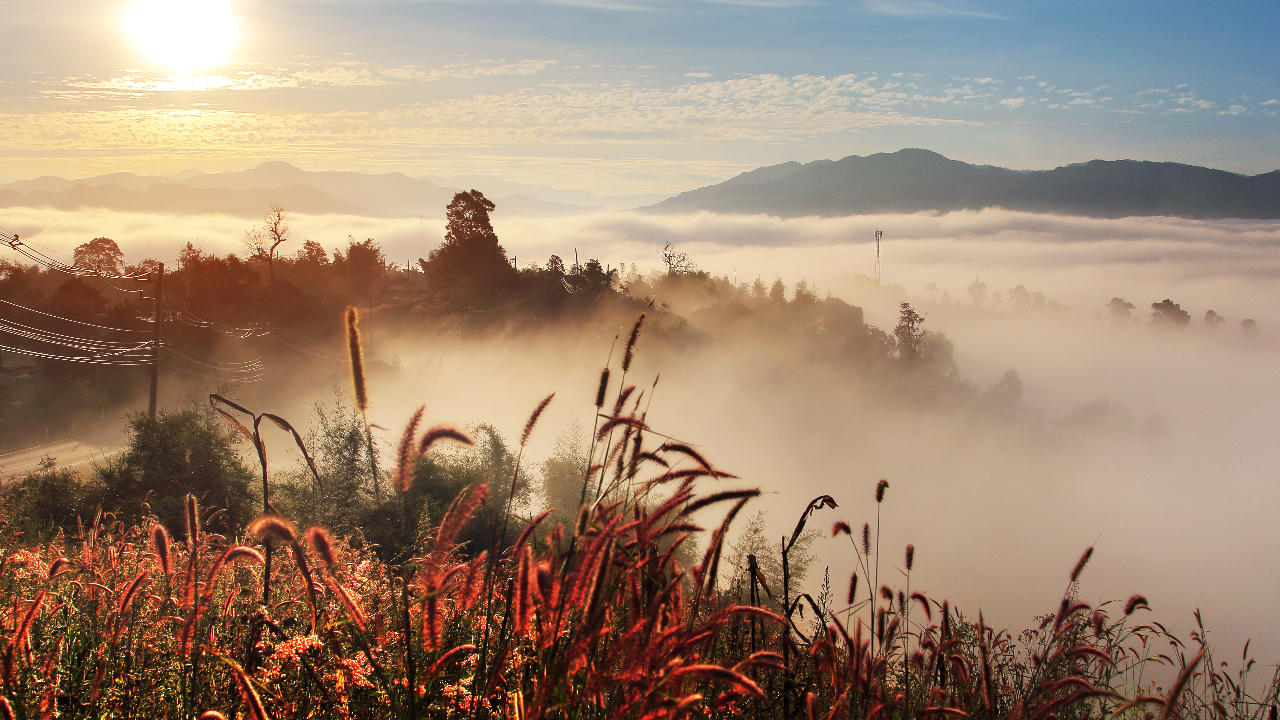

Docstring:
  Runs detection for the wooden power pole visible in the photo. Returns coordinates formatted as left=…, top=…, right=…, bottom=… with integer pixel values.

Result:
left=148, top=263, right=164, bottom=417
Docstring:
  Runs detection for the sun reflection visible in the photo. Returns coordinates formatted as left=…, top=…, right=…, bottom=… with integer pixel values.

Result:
left=123, top=0, right=237, bottom=73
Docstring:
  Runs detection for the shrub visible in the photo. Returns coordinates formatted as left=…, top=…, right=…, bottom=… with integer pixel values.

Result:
left=95, top=409, right=255, bottom=533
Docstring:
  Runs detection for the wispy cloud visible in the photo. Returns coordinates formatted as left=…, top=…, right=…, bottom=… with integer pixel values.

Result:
left=862, top=0, right=1004, bottom=19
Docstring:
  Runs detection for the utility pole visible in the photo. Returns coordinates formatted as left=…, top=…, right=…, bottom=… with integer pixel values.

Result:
left=148, top=263, right=164, bottom=417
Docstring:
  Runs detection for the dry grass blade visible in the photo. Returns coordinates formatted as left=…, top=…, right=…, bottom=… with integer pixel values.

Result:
left=423, top=644, right=477, bottom=678
left=261, top=413, right=322, bottom=489
left=678, top=489, right=761, bottom=517
left=345, top=307, right=367, bottom=411
left=209, top=395, right=255, bottom=444
left=522, top=393, right=555, bottom=447
left=227, top=657, right=273, bottom=720
left=1157, top=648, right=1205, bottom=720
left=394, top=405, right=425, bottom=493
left=667, top=665, right=764, bottom=700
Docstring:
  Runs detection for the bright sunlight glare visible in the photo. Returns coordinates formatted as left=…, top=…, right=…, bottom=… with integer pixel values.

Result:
left=123, top=0, right=237, bottom=72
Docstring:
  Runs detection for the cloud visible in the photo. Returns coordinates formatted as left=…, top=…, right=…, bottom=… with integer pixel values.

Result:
left=862, top=0, right=1004, bottom=19
left=43, top=60, right=559, bottom=99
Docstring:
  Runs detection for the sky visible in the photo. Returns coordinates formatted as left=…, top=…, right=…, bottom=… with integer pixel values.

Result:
left=2, top=0, right=1278, bottom=195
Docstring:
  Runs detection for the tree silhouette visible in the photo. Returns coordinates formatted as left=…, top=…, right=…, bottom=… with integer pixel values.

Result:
left=1106, top=297, right=1135, bottom=321
left=423, top=190, right=516, bottom=306
left=893, top=302, right=925, bottom=366
left=72, top=237, right=124, bottom=275
left=1151, top=299, right=1191, bottom=328
left=243, top=204, right=291, bottom=282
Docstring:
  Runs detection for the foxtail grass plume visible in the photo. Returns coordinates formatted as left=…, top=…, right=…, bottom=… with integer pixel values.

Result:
left=1125, top=594, right=1149, bottom=615
left=862, top=523, right=871, bottom=555
left=394, top=405, right=425, bottom=493
left=0, top=697, right=15, bottom=720
left=198, top=713, right=228, bottom=720
left=905, top=544, right=915, bottom=571
left=832, top=521, right=851, bottom=537
left=185, top=494, right=199, bottom=548
left=1070, top=545, right=1094, bottom=583
left=876, top=479, right=889, bottom=503
left=307, top=527, right=338, bottom=571
left=151, top=524, right=171, bottom=576
left=345, top=306, right=367, bottom=411
left=622, top=312, right=645, bottom=373
left=521, top=393, right=555, bottom=447
left=595, top=368, right=610, bottom=408
left=847, top=573, right=858, bottom=605
left=419, top=426, right=472, bottom=455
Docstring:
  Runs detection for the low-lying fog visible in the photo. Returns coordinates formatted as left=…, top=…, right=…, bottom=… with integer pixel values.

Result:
left=7, top=205, right=1280, bottom=665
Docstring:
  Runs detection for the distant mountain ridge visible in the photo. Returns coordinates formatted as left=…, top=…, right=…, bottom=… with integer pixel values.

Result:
left=642, top=149, right=1280, bottom=220
left=0, top=162, right=612, bottom=219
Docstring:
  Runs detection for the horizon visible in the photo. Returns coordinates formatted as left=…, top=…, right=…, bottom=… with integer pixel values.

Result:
left=3, top=0, right=1277, bottom=194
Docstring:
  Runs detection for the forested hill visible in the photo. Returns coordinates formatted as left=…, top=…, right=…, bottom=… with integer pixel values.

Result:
left=642, top=149, right=1280, bottom=219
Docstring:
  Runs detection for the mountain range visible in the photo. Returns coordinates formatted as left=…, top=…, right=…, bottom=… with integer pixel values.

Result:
left=0, top=162, right=660, bottom=219
left=2, top=151, right=1276, bottom=221
left=642, top=149, right=1280, bottom=219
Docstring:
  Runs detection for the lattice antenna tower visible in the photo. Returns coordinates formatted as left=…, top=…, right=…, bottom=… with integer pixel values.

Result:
left=874, top=228, right=883, bottom=284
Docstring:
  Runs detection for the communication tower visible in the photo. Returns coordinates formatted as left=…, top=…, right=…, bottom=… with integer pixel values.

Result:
left=874, top=228, right=883, bottom=284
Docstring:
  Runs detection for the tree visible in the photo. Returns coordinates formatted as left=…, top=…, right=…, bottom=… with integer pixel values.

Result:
left=1151, top=299, right=1191, bottom=328
left=769, top=278, right=787, bottom=305
left=660, top=242, right=697, bottom=275
left=1107, top=297, right=1135, bottom=321
left=243, top=204, right=291, bottom=282
left=1204, top=310, right=1226, bottom=328
left=967, top=277, right=987, bottom=307
left=893, top=302, right=926, bottom=366
left=73, top=237, right=124, bottom=274
left=547, top=254, right=565, bottom=276
left=422, top=190, right=517, bottom=305
left=95, top=409, right=256, bottom=533
left=294, top=239, right=330, bottom=266
left=47, top=277, right=106, bottom=322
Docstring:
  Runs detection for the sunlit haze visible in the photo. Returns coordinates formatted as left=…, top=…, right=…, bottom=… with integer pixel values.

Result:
left=1, top=0, right=1278, bottom=715
left=123, top=0, right=237, bottom=73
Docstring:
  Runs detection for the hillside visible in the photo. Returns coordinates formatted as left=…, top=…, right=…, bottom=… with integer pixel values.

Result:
left=643, top=149, right=1280, bottom=219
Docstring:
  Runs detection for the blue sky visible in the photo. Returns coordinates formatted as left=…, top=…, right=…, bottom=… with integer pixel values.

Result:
left=1, top=0, right=1276, bottom=194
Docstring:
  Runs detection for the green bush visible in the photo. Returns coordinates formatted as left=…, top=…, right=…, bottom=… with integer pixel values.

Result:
left=95, top=409, right=255, bottom=534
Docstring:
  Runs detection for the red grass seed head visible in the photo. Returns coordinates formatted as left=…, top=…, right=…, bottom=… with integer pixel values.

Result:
left=345, top=307, right=367, bottom=412
left=876, top=479, right=889, bottom=503
left=595, top=368, right=610, bottom=408
left=521, top=393, right=555, bottom=447
left=905, top=544, right=915, bottom=571
left=151, top=524, right=171, bottom=576
left=1071, top=545, right=1094, bottom=583
left=394, top=405, right=425, bottom=493
left=306, top=527, right=338, bottom=571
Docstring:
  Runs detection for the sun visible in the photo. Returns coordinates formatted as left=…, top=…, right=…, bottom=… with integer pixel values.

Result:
left=123, top=0, right=237, bottom=73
